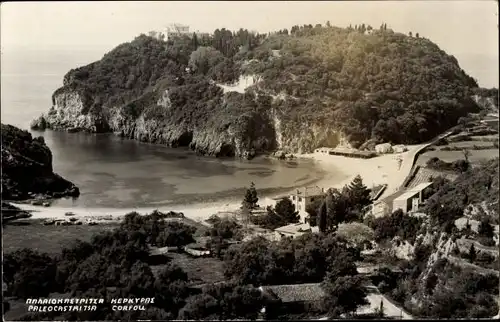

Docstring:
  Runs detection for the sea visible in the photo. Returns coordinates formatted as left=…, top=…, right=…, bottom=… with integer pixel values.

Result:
left=1, top=48, right=341, bottom=209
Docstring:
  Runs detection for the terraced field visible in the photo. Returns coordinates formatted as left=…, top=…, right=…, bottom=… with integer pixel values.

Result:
left=406, top=167, right=459, bottom=189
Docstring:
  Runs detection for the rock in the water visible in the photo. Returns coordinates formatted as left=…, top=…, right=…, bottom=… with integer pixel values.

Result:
left=30, top=115, right=48, bottom=131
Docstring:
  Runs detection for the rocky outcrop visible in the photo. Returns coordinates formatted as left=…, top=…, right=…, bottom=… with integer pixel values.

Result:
left=31, top=91, right=109, bottom=133
left=1, top=202, right=32, bottom=224
left=32, top=85, right=346, bottom=159
left=1, top=124, right=80, bottom=201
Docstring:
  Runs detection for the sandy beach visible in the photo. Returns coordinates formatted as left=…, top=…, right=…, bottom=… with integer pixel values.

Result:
left=302, top=143, right=427, bottom=197
left=12, top=143, right=427, bottom=223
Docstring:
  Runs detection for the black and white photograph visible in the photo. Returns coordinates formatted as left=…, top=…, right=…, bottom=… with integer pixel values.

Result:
left=1, top=1, right=499, bottom=320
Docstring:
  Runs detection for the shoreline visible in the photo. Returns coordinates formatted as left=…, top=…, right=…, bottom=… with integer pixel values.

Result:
left=10, top=196, right=277, bottom=223
left=10, top=144, right=423, bottom=224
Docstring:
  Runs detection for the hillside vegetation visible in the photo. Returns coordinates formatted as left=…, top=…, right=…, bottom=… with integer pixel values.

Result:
left=33, top=23, right=489, bottom=157
left=366, top=158, right=499, bottom=318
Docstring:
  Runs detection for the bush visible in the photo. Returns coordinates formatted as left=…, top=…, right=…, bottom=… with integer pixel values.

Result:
left=156, top=222, right=196, bottom=247
left=370, top=209, right=423, bottom=243
left=426, top=157, right=469, bottom=173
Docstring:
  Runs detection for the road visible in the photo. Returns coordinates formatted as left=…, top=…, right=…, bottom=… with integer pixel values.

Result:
left=379, top=130, right=455, bottom=200
left=361, top=284, right=414, bottom=319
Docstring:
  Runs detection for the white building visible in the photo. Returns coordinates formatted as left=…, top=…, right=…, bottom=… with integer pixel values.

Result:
left=369, top=182, right=433, bottom=217
left=274, top=223, right=319, bottom=241
left=314, top=147, right=335, bottom=154
left=375, top=143, right=393, bottom=154
left=392, top=182, right=433, bottom=214
left=393, top=145, right=408, bottom=153
left=392, top=190, right=421, bottom=214
left=163, top=23, right=191, bottom=41
left=290, top=186, right=325, bottom=223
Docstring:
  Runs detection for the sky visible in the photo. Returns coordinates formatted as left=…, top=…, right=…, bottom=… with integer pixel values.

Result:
left=1, top=1, right=498, bottom=87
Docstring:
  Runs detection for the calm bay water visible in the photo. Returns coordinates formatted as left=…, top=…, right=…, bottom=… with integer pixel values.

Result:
left=1, top=49, right=339, bottom=208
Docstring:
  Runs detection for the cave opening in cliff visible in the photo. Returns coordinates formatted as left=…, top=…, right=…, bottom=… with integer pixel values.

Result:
left=216, top=144, right=236, bottom=158
left=175, top=131, right=193, bottom=147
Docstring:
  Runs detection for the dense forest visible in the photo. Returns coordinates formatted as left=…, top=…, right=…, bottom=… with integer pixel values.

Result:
left=34, top=23, right=493, bottom=157
left=3, top=210, right=365, bottom=320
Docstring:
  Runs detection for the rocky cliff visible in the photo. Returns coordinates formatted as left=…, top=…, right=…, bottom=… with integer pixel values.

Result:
left=1, top=124, right=79, bottom=201
left=32, top=25, right=491, bottom=158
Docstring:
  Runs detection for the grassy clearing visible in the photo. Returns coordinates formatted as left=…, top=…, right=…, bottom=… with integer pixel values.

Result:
left=3, top=216, right=210, bottom=255
left=446, top=141, right=496, bottom=148
left=2, top=220, right=119, bottom=254
left=150, top=252, right=225, bottom=286
left=417, top=149, right=498, bottom=166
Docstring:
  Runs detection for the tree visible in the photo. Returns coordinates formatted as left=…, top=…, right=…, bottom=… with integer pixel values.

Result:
left=242, top=182, right=259, bottom=209
left=211, top=217, right=243, bottom=239
left=462, top=149, right=471, bottom=163
left=346, top=175, right=372, bottom=214
left=457, top=116, right=470, bottom=128
left=275, top=197, right=299, bottom=224
left=305, top=198, right=323, bottom=226
left=178, top=293, right=220, bottom=320
left=468, top=244, right=477, bottom=263
left=478, top=218, right=494, bottom=238
left=3, top=249, right=58, bottom=299
left=324, top=188, right=352, bottom=227
left=321, top=275, right=368, bottom=317
left=178, top=284, right=269, bottom=320
left=150, top=219, right=160, bottom=246
left=192, top=33, right=199, bottom=50
left=124, top=261, right=156, bottom=297
left=188, top=46, right=225, bottom=74
left=327, top=251, right=358, bottom=281
left=154, top=264, right=191, bottom=315
left=156, top=222, right=196, bottom=248
left=318, top=200, right=327, bottom=233
left=223, top=236, right=272, bottom=285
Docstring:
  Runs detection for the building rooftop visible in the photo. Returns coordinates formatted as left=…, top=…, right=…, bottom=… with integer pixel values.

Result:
left=149, top=246, right=177, bottom=256
left=377, top=189, right=407, bottom=205
left=393, top=190, right=420, bottom=202
left=260, top=283, right=325, bottom=303
left=369, top=184, right=387, bottom=201
left=408, top=181, right=433, bottom=193
left=275, top=223, right=318, bottom=235
left=330, top=148, right=377, bottom=157
left=292, top=186, right=324, bottom=197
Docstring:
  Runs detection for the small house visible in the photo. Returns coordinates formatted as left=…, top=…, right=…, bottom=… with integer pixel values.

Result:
left=329, top=148, right=377, bottom=159
left=392, top=191, right=420, bottom=214
left=368, top=189, right=409, bottom=217
left=148, top=246, right=178, bottom=265
left=183, top=246, right=211, bottom=257
left=183, top=238, right=211, bottom=257
left=259, top=283, right=325, bottom=314
left=393, top=145, right=408, bottom=153
left=274, top=223, right=319, bottom=240
left=392, top=182, right=434, bottom=214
